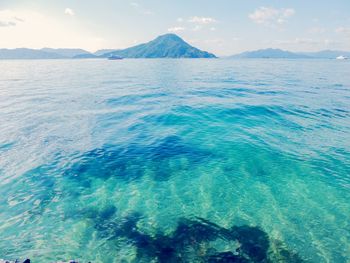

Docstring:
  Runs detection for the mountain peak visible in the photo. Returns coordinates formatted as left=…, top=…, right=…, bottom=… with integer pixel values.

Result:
left=149, top=33, right=187, bottom=46
left=155, top=33, right=184, bottom=41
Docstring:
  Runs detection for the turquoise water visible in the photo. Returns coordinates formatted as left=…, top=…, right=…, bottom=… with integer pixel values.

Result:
left=0, top=59, right=349, bottom=262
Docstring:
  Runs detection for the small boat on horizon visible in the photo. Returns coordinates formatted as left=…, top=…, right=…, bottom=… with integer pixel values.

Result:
left=336, top=55, right=348, bottom=60
left=108, top=55, right=123, bottom=60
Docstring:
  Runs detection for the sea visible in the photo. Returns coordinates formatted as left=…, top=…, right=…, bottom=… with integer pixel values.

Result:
left=0, top=59, right=349, bottom=262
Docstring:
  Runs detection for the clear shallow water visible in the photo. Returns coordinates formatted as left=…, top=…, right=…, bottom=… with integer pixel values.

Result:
left=0, top=59, right=349, bottom=262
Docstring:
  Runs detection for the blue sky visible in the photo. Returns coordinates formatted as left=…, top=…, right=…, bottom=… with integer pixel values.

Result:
left=0, top=0, right=349, bottom=55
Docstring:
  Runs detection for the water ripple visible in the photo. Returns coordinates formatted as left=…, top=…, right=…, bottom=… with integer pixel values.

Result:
left=0, top=59, right=349, bottom=262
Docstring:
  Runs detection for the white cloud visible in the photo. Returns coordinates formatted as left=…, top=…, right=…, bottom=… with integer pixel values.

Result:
left=249, top=7, right=295, bottom=26
left=188, top=16, right=217, bottom=24
left=0, top=9, right=24, bottom=27
left=64, top=8, right=75, bottom=16
left=175, top=16, right=217, bottom=31
left=167, top=26, right=185, bottom=33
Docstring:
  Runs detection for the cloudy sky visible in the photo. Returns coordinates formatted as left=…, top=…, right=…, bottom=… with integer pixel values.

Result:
left=0, top=0, right=349, bottom=55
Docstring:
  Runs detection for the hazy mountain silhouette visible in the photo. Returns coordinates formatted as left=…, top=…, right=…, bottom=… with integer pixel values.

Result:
left=229, top=48, right=310, bottom=59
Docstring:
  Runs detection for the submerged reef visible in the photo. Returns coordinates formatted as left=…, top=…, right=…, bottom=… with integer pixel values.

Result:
left=7, top=137, right=306, bottom=262
left=64, top=135, right=212, bottom=184
left=91, top=211, right=304, bottom=262
left=1, top=205, right=304, bottom=262
left=0, top=259, right=30, bottom=263
left=0, top=260, right=80, bottom=263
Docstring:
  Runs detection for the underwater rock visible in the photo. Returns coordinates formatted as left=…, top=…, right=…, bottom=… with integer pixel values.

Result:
left=0, top=259, right=85, bottom=263
left=0, top=215, right=303, bottom=263
left=268, top=239, right=305, bottom=263
left=56, top=261, right=85, bottom=263
left=0, top=260, right=30, bottom=263
left=208, top=251, right=249, bottom=263
left=230, top=225, right=269, bottom=262
left=90, top=213, right=303, bottom=262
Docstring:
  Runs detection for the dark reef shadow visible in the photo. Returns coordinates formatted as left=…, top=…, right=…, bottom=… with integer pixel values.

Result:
left=90, top=211, right=304, bottom=263
left=64, top=135, right=213, bottom=185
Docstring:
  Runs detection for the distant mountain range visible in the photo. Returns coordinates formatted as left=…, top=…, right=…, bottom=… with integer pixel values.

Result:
left=101, top=34, right=216, bottom=58
left=299, top=50, right=350, bottom=59
left=40, top=48, right=91, bottom=58
left=93, top=49, right=117, bottom=56
left=0, top=48, right=65, bottom=59
left=229, top=48, right=309, bottom=59
left=229, top=48, right=350, bottom=59
left=0, top=34, right=215, bottom=59
left=1, top=35, right=349, bottom=59
left=0, top=47, right=94, bottom=59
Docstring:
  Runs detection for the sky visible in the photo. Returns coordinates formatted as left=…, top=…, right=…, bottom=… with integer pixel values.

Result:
left=0, top=0, right=349, bottom=55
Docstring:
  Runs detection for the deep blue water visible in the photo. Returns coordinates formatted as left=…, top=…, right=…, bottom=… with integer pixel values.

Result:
left=0, top=59, right=349, bottom=262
